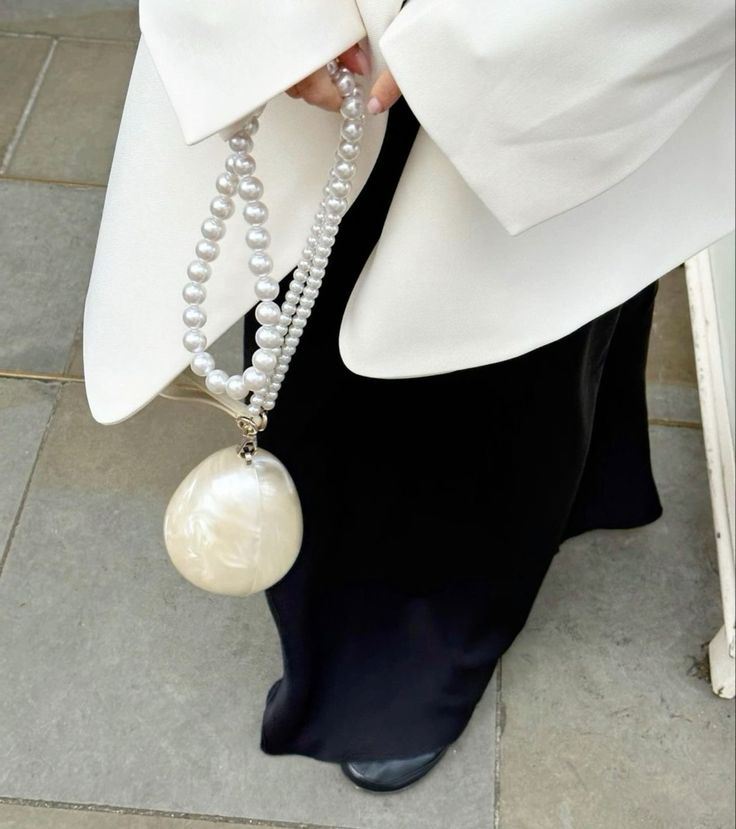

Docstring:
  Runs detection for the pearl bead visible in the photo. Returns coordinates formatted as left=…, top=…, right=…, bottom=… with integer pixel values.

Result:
left=306, top=275, right=322, bottom=289
left=183, top=329, right=207, bottom=352
left=276, top=324, right=289, bottom=336
left=336, top=72, right=356, bottom=97
left=205, top=369, right=229, bottom=394
left=187, top=260, right=211, bottom=283
left=228, top=134, right=253, bottom=153
left=291, top=317, right=307, bottom=329
left=301, top=248, right=314, bottom=261
left=299, top=298, right=315, bottom=309
left=244, top=367, right=268, bottom=390
left=240, top=117, right=260, bottom=136
left=340, top=120, right=364, bottom=142
left=262, top=400, right=276, bottom=411
left=252, top=349, right=278, bottom=373
left=255, top=301, right=281, bottom=325
left=326, top=60, right=339, bottom=77
left=312, top=255, right=328, bottom=268
left=195, top=239, right=219, bottom=261
left=226, top=374, right=248, bottom=399
left=324, top=195, right=348, bottom=216
left=247, top=403, right=262, bottom=418
left=216, top=172, right=239, bottom=195
left=254, top=277, right=279, bottom=300
left=337, top=141, right=360, bottom=161
left=183, top=281, right=206, bottom=304
left=278, top=354, right=292, bottom=365
left=265, top=391, right=278, bottom=402
left=190, top=351, right=215, bottom=376
left=292, top=270, right=308, bottom=283
left=281, top=302, right=297, bottom=316
left=246, top=226, right=270, bottom=249
left=183, top=304, right=206, bottom=328
left=210, top=195, right=235, bottom=219
left=340, top=96, right=364, bottom=119
left=328, top=179, right=351, bottom=198
left=236, top=153, right=256, bottom=176
left=249, top=392, right=265, bottom=406
left=296, top=307, right=311, bottom=320
left=303, top=287, right=319, bottom=300
left=238, top=176, right=264, bottom=200
left=310, top=267, right=326, bottom=279
left=281, top=345, right=296, bottom=356
left=201, top=217, right=226, bottom=241
left=333, top=160, right=356, bottom=180
left=255, top=326, right=283, bottom=349
left=284, top=290, right=300, bottom=305
left=272, top=372, right=286, bottom=383
left=249, top=251, right=273, bottom=276
left=244, top=201, right=268, bottom=224
left=297, top=258, right=311, bottom=271
left=314, top=243, right=331, bottom=258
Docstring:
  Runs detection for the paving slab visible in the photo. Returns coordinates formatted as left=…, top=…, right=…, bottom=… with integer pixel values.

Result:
left=0, top=1, right=139, bottom=41
left=0, top=804, right=283, bottom=829
left=497, top=425, right=734, bottom=829
left=0, top=180, right=103, bottom=375
left=647, top=266, right=697, bottom=388
left=0, top=378, right=59, bottom=556
left=0, top=34, right=51, bottom=164
left=0, top=381, right=497, bottom=829
left=7, top=38, right=136, bottom=184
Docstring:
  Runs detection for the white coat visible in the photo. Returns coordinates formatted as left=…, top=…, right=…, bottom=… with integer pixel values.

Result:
left=82, top=0, right=735, bottom=425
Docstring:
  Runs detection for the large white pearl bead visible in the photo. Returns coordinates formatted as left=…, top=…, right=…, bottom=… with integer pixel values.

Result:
left=226, top=374, right=248, bottom=399
left=183, top=282, right=206, bottom=304
left=183, top=329, right=206, bottom=352
left=163, top=447, right=303, bottom=596
left=244, top=201, right=268, bottom=224
left=255, top=301, right=281, bottom=325
left=205, top=369, right=228, bottom=394
left=216, top=172, right=239, bottom=195
left=254, top=277, right=279, bottom=300
left=252, top=348, right=278, bottom=373
left=210, top=195, right=235, bottom=220
left=244, top=366, right=268, bottom=390
left=190, top=351, right=215, bottom=376
left=249, top=251, right=273, bottom=276
left=255, top=326, right=283, bottom=349
left=183, top=305, right=206, bottom=328
left=187, top=260, right=211, bottom=283
left=341, top=120, right=364, bottom=142
left=238, top=176, right=264, bottom=200
left=195, top=239, right=219, bottom=261
left=201, top=217, right=226, bottom=241
left=246, top=226, right=270, bottom=249
left=338, top=141, right=360, bottom=161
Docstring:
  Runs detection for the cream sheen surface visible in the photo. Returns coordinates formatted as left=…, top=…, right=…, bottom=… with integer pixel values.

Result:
left=163, top=447, right=303, bottom=596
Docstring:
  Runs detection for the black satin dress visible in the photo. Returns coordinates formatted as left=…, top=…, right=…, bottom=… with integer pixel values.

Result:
left=242, top=92, right=664, bottom=763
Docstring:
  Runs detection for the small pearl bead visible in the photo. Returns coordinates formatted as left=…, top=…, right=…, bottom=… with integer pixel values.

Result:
left=255, top=326, right=283, bottom=349
left=244, top=367, right=268, bottom=390
left=190, top=351, right=215, bottom=376
left=252, top=348, right=278, bottom=373
left=306, top=275, right=322, bottom=289
left=281, top=345, right=296, bottom=356
left=183, top=329, right=207, bottom=352
left=201, top=217, right=226, bottom=241
left=183, top=305, right=206, bottom=328
left=249, top=251, right=273, bottom=276
left=195, top=239, right=219, bottom=261
left=226, top=374, right=248, bottom=399
left=299, top=298, right=315, bottom=309
left=205, top=369, right=229, bottom=394
left=333, top=160, right=356, bottom=180
left=284, top=336, right=300, bottom=348
left=296, top=307, right=311, bottom=320
left=228, top=153, right=256, bottom=176
left=324, top=195, right=348, bottom=216
left=269, top=381, right=282, bottom=392
left=341, top=120, right=364, bottom=142
left=240, top=117, right=260, bottom=135
left=291, top=317, right=307, bottom=329
left=292, top=270, right=308, bottom=284
left=187, top=260, right=211, bottom=283
left=249, top=393, right=265, bottom=406
left=314, top=244, right=331, bottom=258
left=244, top=201, right=268, bottom=224
left=272, top=372, right=286, bottom=383
left=303, top=287, right=319, bottom=300
left=228, top=134, right=253, bottom=153
left=210, top=195, right=235, bottom=219
left=278, top=354, right=292, bottom=365
left=246, top=226, right=270, bottom=249
left=265, top=391, right=278, bottom=402
left=312, top=255, right=328, bottom=268
left=340, top=96, right=364, bottom=119
left=284, top=290, right=300, bottom=305
left=310, top=267, right=326, bottom=279
left=281, top=302, right=297, bottom=317
left=328, top=178, right=351, bottom=198
left=337, top=141, right=360, bottom=161
left=255, top=301, right=281, bottom=325
left=297, top=258, right=311, bottom=271
left=336, top=72, right=356, bottom=96
left=183, top=282, right=206, bottom=304
left=262, top=400, right=276, bottom=411
left=276, top=324, right=289, bottom=336
left=254, top=277, right=279, bottom=300
left=238, top=176, right=264, bottom=200
left=301, top=248, right=314, bottom=261
left=247, top=404, right=262, bottom=418
left=216, top=172, right=239, bottom=195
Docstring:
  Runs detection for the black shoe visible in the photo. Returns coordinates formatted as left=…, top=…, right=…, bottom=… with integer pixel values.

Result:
left=340, top=745, right=449, bottom=793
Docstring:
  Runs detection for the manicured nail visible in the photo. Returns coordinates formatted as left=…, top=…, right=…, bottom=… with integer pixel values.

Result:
left=367, top=96, right=383, bottom=114
left=354, top=47, right=371, bottom=75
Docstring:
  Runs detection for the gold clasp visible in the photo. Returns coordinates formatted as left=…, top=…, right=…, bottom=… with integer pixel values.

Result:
left=235, top=413, right=268, bottom=464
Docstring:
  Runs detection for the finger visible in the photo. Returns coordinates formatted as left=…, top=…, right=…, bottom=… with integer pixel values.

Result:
left=337, top=43, right=371, bottom=76
left=285, top=84, right=301, bottom=99
left=367, top=69, right=401, bottom=114
left=300, top=68, right=342, bottom=111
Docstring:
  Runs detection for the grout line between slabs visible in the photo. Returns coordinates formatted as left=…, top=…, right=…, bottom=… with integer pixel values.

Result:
left=0, top=379, right=63, bottom=581
left=0, top=798, right=358, bottom=829
left=492, top=659, right=503, bottom=829
left=0, top=30, right=139, bottom=45
left=0, top=37, right=57, bottom=174
left=0, top=172, right=106, bottom=189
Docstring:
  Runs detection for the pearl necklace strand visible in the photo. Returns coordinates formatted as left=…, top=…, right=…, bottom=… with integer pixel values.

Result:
left=181, top=61, right=364, bottom=427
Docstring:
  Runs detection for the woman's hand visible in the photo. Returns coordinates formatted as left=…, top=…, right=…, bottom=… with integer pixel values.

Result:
left=285, top=43, right=402, bottom=115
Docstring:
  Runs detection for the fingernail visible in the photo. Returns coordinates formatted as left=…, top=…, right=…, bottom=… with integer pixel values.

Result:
left=354, top=47, right=371, bottom=75
left=367, top=96, right=383, bottom=114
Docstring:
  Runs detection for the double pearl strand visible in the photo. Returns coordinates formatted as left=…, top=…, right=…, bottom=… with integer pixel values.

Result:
left=181, top=61, right=365, bottom=423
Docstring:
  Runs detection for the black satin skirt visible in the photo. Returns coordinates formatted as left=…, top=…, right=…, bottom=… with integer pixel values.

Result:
left=242, top=94, right=664, bottom=763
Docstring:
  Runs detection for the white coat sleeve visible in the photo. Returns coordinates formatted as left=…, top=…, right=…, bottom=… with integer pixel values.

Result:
left=138, top=0, right=367, bottom=145
left=378, top=0, right=735, bottom=235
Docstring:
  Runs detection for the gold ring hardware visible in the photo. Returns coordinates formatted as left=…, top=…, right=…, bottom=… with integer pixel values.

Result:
left=235, top=413, right=268, bottom=464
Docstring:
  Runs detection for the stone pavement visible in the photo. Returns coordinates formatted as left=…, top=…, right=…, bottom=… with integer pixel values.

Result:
left=0, top=5, right=733, bottom=828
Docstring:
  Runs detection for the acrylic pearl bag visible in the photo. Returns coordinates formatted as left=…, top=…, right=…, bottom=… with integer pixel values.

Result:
left=163, top=61, right=365, bottom=596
